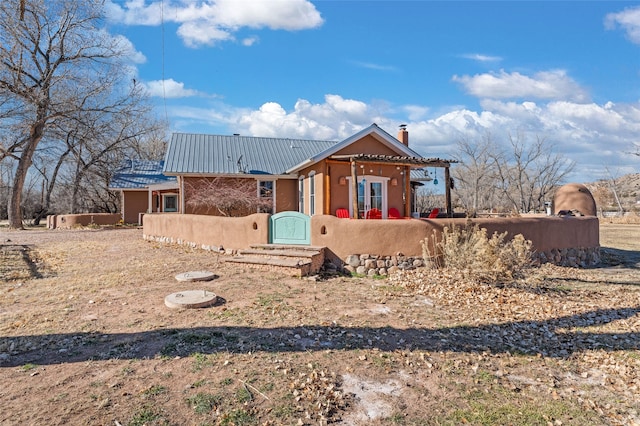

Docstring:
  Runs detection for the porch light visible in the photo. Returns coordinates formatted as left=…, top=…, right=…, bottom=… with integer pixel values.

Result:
left=391, top=178, right=398, bottom=186
left=339, top=176, right=346, bottom=185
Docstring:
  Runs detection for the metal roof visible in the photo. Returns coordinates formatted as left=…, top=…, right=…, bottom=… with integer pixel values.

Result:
left=164, top=133, right=338, bottom=176
left=109, top=160, right=176, bottom=189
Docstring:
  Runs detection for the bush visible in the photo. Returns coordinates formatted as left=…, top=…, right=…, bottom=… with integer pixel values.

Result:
left=422, top=222, right=533, bottom=284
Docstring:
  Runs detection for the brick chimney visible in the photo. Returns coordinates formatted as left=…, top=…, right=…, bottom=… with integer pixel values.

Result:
left=397, top=124, right=408, bottom=146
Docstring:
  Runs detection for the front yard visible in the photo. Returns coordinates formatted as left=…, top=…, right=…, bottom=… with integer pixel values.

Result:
left=0, top=224, right=639, bottom=425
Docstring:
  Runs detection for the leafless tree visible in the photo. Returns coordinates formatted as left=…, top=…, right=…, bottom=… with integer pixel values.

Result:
left=451, top=134, right=499, bottom=213
left=0, top=0, right=158, bottom=228
left=185, top=178, right=273, bottom=217
left=492, top=133, right=574, bottom=213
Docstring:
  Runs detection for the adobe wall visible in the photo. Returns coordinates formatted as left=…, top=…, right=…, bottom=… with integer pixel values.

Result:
left=122, top=191, right=150, bottom=224
left=142, top=213, right=270, bottom=252
left=141, top=213, right=600, bottom=270
left=311, top=215, right=600, bottom=268
left=47, top=213, right=121, bottom=229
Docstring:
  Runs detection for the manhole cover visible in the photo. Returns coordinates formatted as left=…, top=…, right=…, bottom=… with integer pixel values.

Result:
left=175, top=271, right=216, bottom=282
left=165, top=290, right=218, bottom=309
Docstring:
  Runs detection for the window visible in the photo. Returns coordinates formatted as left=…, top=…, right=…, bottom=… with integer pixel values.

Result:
left=258, top=180, right=274, bottom=213
left=298, top=176, right=305, bottom=213
left=309, top=172, right=315, bottom=216
left=163, top=194, right=178, bottom=212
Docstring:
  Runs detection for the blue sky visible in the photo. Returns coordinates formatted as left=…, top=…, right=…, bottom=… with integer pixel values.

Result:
left=105, top=1, right=640, bottom=183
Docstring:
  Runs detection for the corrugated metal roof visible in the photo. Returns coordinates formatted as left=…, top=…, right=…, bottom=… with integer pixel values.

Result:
left=109, top=160, right=176, bottom=189
left=163, top=133, right=338, bottom=175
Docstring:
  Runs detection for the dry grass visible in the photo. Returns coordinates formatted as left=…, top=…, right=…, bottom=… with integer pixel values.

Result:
left=0, top=224, right=639, bottom=425
left=422, top=222, right=533, bottom=284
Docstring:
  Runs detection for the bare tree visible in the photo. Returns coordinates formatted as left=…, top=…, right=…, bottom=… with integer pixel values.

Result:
left=0, top=0, right=149, bottom=228
left=185, top=178, right=273, bottom=217
left=452, top=134, right=499, bottom=213
left=492, top=133, right=574, bottom=213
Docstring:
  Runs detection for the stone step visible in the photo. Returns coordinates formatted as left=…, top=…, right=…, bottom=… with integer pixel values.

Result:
left=225, top=255, right=312, bottom=277
left=227, top=244, right=327, bottom=277
left=238, top=248, right=320, bottom=259
left=249, top=244, right=325, bottom=252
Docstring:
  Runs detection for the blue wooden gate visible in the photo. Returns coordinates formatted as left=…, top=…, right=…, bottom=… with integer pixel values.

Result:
left=269, top=211, right=311, bottom=245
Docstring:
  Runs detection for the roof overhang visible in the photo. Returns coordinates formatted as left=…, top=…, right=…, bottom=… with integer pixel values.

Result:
left=164, top=173, right=296, bottom=180
left=329, top=154, right=458, bottom=168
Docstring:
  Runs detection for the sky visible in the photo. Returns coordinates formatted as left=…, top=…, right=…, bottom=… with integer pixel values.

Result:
left=104, top=0, right=640, bottom=183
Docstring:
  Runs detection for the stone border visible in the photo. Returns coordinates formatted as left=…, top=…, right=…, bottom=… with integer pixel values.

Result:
left=340, top=246, right=601, bottom=277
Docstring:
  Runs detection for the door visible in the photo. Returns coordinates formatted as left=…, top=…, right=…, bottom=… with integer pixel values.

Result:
left=349, top=176, right=388, bottom=219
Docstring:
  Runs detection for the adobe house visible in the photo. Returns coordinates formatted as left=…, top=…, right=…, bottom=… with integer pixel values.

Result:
left=109, top=160, right=179, bottom=224
left=162, top=123, right=455, bottom=220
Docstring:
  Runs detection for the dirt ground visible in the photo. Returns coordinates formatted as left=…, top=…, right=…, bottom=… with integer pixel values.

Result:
left=1, top=223, right=639, bottom=426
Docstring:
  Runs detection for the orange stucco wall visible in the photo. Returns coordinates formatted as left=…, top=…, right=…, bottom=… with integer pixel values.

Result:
left=310, top=215, right=599, bottom=259
left=123, top=191, right=151, bottom=224
left=47, top=213, right=122, bottom=229
left=143, top=213, right=270, bottom=251
left=276, top=179, right=297, bottom=212
left=143, top=213, right=599, bottom=263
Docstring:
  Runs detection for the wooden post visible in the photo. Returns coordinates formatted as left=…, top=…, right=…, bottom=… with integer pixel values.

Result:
left=445, top=166, right=452, bottom=217
left=324, top=164, right=331, bottom=215
left=351, top=160, right=358, bottom=219
left=404, top=165, right=411, bottom=217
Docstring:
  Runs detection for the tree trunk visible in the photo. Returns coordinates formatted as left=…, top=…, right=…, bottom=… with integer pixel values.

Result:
left=8, top=121, right=44, bottom=229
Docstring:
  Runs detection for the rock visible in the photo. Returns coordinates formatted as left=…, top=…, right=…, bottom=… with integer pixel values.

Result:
left=345, top=255, right=361, bottom=267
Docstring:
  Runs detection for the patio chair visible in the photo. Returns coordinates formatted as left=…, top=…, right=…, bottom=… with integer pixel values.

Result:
left=366, top=208, right=382, bottom=219
left=336, top=208, right=350, bottom=218
left=388, top=207, right=401, bottom=219
left=428, top=208, right=440, bottom=218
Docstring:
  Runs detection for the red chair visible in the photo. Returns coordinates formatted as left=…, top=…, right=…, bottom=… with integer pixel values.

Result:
left=366, top=208, right=382, bottom=219
left=336, top=208, right=350, bottom=218
left=388, top=207, right=401, bottom=219
left=428, top=208, right=440, bottom=218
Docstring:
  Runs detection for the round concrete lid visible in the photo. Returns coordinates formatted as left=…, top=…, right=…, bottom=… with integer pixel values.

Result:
left=175, top=271, right=217, bottom=282
left=165, top=290, right=218, bottom=309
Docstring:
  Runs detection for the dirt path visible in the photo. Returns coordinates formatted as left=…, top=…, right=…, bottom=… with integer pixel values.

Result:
left=0, top=223, right=639, bottom=425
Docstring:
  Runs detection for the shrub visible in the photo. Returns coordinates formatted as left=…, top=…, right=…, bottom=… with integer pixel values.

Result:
left=422, top=222, right=533, bottom=284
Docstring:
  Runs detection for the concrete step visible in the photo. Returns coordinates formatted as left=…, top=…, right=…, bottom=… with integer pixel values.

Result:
left=238, top=248, right=320, bottom=258
left=249, top=244, right=325, bottom=252
left=225, top=255, right=312, bottom=277
left=227, top=244, right=327, bottom=277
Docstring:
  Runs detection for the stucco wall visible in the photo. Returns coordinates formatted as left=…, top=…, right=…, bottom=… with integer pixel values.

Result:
left=47, top=213, right=121, bottom=229
left=142, top=213, right=599, bottom=267
left=122, top=191, right=150, bottom=224
left=310, top=215, right=599, bottom=260
left=143, top=213, right=270, bottom=251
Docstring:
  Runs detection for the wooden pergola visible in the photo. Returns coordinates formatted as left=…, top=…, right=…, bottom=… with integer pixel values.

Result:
left=330, top=154, right=458, bottom=218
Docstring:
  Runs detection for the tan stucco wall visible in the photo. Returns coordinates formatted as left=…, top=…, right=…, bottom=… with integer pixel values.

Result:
left=123, top=191, right=150, bottom=224
left=143, top=213, right=270, bottom=251
left=310, top=215, right=599, bottom=259
left=47, top=213, right=121, bottom=229
left=142, top=213, right=599, bottom=264
left=276, top=179, right=297, bottom=212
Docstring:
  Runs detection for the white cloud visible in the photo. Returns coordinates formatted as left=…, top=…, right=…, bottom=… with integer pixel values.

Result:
left=242, top=36, right=259, bottom=47
left=351, top=61, right=398, bottom=72
left=106, top=0, right=323, bottom=47
left=144, top=79, right=202, bottom=98
left=113, top=34, right=147, bottom=64
left=166, top=94, right=640, bottom=182
left=233, top=95, right=373, bottom=139
left=105, top=0, right=164, bottom=25
left=605, top=6, right=640, bottom=44
left=459, top=53, right=502, bottom=63
left=452, top=69, right=589, bottom=102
